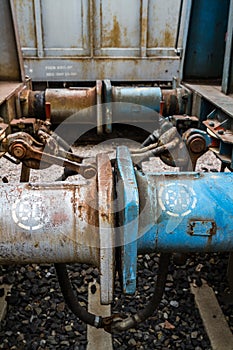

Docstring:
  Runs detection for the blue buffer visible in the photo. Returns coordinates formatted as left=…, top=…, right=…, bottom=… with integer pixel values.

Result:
left=137, top=171, right=233, bottom=253
left=116, top=147, right=233, bottom=293
left=112, top=86, right=162, bottom=112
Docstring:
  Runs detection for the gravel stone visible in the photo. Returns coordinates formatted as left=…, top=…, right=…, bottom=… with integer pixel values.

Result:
left=170, top=300, right=179, bottom=308
left=191, top=331, right=198, bottom=339
left=128, top=338, right=137, bottom=346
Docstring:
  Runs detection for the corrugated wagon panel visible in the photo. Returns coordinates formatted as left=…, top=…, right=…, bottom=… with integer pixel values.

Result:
left=147, top=0, right=181, bottom=49
left=41, top=0, right=91, bottom=56
left=13, top=0, right=37, bottom=55
left=12, top=0, right=192, bottom=81
left=94, top=0, right=141, bottom=56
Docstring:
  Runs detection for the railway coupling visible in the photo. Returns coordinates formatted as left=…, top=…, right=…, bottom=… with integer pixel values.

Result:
left=0, top=83, right=233, bottom=333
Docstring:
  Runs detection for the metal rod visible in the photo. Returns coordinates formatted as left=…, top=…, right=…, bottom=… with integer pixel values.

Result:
left=175, top=0, right=184, bottom=50
left=34, top=0, right=44, bottom=58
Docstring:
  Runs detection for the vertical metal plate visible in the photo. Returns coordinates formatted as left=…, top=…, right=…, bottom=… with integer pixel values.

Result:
left=13, top=0, right=39, bottom=57
left=116, top=146, right=139, bottom=295
left=97, top=154, right=115, bottom=304
left=147, top=0, right=181, bottom=56
left=0, top=0, right=23, bottom=81
left=184, top=0, right=230, bottom=80
left=222, top=0, right=233, bottom=94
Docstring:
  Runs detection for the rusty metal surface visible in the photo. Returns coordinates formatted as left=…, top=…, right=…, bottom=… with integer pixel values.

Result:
left=0, top=82, right=24, bottom=105
left=0, top=124, right=9, bottom=138
left=96, top=80, right=103, bottom=135
left=5, top=132, right=97, bottom=178
left=0, top=182, right=99, bottom=265
left=0, top=82, right=27, bottom=126
left=23, top=57, right=181, bottom=82
left=147, top=0, right=181, bottom=50
left=162, top=88, right=188, bottom=116
left=45, top=88, right=96, bottom=124
left=183, top=129, right=211, bottom=169
left=112, top=86, right=161, bottom=112
left=203, top=119, right=233, bottom=144
left=97, top=153, right=114, bottom=304
left=20, top=89, right=45, bottom=119
left=184, top=84, right=233, bottom=118
left=11, top=0, right=192, bottom=81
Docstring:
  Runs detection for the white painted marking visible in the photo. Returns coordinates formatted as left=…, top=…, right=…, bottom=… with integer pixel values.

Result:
left=158, top=183, right=197, bottom=217
left=12, top=194, right=48, bottom=231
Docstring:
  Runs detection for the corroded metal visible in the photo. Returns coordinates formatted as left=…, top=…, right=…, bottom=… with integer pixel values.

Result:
left=183, top=128, right=211, bottom=169
left=5, top=132, right=96, bottom=178
left=0, top=0, right=24, bottom=81
left=20, top=87, right=97, bottom=124
left=162, top=88, right=188, bottom=116
left=0, top=182, right=99, bottom=265
left=45, top=88, right=96, bottom=124
left=20, top=89, right=45, bottom=119
left=13, top=0, right=190, bottom=81
left=112, top=86, right=162, bottom=112
left=96, top=80, right=103, bottom=135
left=97, top=153, right=114, bottom=304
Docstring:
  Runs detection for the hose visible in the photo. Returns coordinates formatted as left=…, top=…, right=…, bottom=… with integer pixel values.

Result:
left=103, top=253, right=171, bottom=333
left=54, top=253, right=170, bottom=332
left=54, top=263, right=104, bottom=328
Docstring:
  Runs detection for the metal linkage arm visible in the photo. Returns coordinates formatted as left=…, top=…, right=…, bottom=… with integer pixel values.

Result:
left=3, top=132, right=96, bottom=179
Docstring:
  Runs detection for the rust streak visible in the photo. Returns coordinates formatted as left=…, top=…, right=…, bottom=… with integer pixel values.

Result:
left=52, top=212, right=69, bottom=226
left=104, top=16, right=121, bottom=47
left=163, top=27, right=174, bottom=47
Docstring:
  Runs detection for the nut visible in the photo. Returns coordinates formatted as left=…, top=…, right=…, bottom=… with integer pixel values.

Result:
left=11, top=144, right=26, bottom=159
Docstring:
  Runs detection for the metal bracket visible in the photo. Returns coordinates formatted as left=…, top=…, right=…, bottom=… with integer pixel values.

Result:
left=116, top=146, right=139, bottom=295
left=97, top=153, right=115, bottom=304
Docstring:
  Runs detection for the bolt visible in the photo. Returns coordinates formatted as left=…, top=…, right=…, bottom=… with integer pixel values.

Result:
left=209, top=121, right=215, bottom=127
left=11, top=144, right=26, bottom=159
left=83, top=167, right=96, bottom=179
left=189, top=137, right=206, bottom=154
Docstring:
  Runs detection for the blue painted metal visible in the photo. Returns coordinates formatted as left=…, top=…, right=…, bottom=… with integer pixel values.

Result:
left=116, top=146, right=139, bottom=295
left=116, top=147, right=233, bottom=292
left=222, top=0, right=233, bottom=94
left=112, top=87, right=162, bottom=113
left=184, top=0, right=230, bottom=79
left=137, top=172, right=233, bottom=253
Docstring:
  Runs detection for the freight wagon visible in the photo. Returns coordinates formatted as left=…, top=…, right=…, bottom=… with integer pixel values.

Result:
left=0, top=0, right=232, bottom=345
